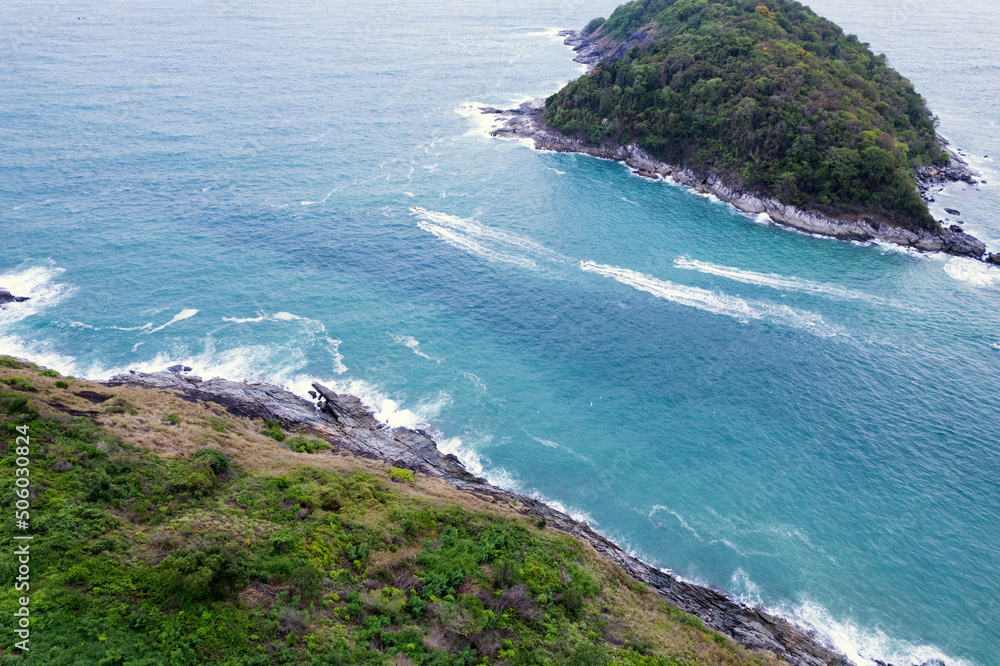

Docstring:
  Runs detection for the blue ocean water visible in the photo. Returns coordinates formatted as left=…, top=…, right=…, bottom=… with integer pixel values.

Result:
left=2, top=1, right=998, bottom=664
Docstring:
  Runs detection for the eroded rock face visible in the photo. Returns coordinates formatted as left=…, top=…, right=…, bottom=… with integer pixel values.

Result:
left=106, top=370, right=863, bottom=666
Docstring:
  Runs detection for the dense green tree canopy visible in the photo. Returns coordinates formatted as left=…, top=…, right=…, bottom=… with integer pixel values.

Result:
left=545, top=0, right=947, bottom=229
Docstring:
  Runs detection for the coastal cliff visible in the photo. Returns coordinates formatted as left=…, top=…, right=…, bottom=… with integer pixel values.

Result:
left=0, top=355, right=952, bottom=665
left=101, top=367, right=929, bottom=666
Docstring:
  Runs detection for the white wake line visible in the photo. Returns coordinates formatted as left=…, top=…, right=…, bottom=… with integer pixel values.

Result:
left=581, top=261, right=844, bottom=337
left=674, top=257, right=894, bottom=305
left=412, top=206, right=571, bottom=263
left=146, top=309, right=199, bottom=334
left=417, top=220, right=540, bottom=270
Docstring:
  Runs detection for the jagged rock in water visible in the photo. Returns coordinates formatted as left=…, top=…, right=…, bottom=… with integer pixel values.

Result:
left=0, top=289, right=30, bottom=305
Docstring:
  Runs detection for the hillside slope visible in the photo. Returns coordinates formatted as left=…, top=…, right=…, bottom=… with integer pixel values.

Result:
left=0, top=356, right=829, bottom=666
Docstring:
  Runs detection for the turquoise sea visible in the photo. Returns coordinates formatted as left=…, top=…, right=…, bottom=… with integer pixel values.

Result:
left=2, top=1, right=998, bottom=663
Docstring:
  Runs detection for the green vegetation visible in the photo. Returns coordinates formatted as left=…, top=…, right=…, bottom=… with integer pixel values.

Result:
left=104, top=397, right=137, bottom=415
left=547, top=0, right=946, bottom=229
left=262, top=418, right=285, bottom=442
left=388, top=467, right=415, bottom=484
left=1, top=377, right=36, bottom=392
left=54, top=381, right=69, bottom=390
left=585, top=17, right=607, bottom=35
left=0, top=390, right=771, bottom=665
left=285, top=436, right=331, bottom=455
left=38, top=370, right=60, bottom=378
left=0, top=366, right=777, bottom=665
left=163, top=413, right=182, bottom=425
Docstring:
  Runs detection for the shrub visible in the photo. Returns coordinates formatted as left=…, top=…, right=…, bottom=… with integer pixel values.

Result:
left=104, top=397, right=137, bottom=415
left=159, top=545, right=249, bottom=599
left=55, top=380, right=69, bottom=389
left=0, top=356, right=24, bottom=368
left=208, top=416, right=230, bottom=432
left=163, top=412, right=181, bottom=425
left=285, top=436, right=330, bottom=454
left=584, top=16, right=606, bottom=34
left=262, top=418, right=284, bottom=441
left=193, top=448, right=229, bottom=475
left=39, top=368, right=60, bottom=377
left=387, top=468, right=414, bottom=484
left=1, top=376, right=36, bottom=392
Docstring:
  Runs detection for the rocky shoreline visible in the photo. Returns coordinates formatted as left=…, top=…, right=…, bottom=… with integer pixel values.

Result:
left=102, top=368, right=940, bottom=666
left=483, top=29, right=992, bottom=262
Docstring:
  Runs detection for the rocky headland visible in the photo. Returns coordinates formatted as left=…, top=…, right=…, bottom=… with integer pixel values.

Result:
left=102, top=367, right=943, bottom=666
left=483, top=30, right=989, bottom=261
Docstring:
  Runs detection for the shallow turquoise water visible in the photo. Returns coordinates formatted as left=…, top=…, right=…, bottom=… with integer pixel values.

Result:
left=1, top=1, right=998, bottom=664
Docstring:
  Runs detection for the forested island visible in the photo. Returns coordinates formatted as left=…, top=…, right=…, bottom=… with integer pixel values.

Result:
left=488, top=0, right=991, bottom=258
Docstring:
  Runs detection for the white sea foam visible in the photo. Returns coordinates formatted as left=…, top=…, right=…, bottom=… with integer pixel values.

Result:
left=580, top=261, right=844, bottom=337
left=729, top=568, right=765, bottom=608
left=674, top=257, right=888, bottom=304
left=517, top=27, right=563, bottom=40
left=777, top=597, right=974, bottom=666
left=648, top=504, right=704, bottom=541
left=412, top=207, right=570, bottom=264
left=943, top=256, right=1000, bottom=288
left=525, top=431, right=595, bottom=465
left=0, top=264, right=74, bottom=327
left=300, top=184, right=344, bottom=206
left=146, top=308, right=199, bottom=334
left=454, top=102, right=505, bottom=139
left=0, top=332, right=80, bottom=375
left=545, top=166, right=566, bottom=175
left=390, top=333, right=441, bottom=362
left=222, top=311, right=304, bottom=324
left=418, top=221, right=539, bottom=270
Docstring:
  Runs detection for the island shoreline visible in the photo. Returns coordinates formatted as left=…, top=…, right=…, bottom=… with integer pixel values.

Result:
left=483, top=30, right=993, bottom=263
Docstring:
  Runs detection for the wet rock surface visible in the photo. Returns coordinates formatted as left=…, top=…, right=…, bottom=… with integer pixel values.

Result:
left=0, top=288, right=30, bottom=305
left=106, top=370, right=871, bottom=666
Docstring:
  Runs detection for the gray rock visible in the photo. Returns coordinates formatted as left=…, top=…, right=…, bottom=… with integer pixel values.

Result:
left=944, top=208, right=961, bottom=216
left=986, top=253, right=1000, bottom=266
left=0, top=289, right=30, bottom=305
left=166, top=364, right=193, bottom=374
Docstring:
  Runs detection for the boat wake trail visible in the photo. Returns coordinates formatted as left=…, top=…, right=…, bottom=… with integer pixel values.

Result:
left=673, top=257, right=890, bottom=305
left=412, top=207, right=571, bottom=270
left=581, top=261, right=844, bottom=337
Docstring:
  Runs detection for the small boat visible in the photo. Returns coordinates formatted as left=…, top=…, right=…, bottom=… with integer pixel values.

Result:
left=991, top=342, right=1000, bottom=350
